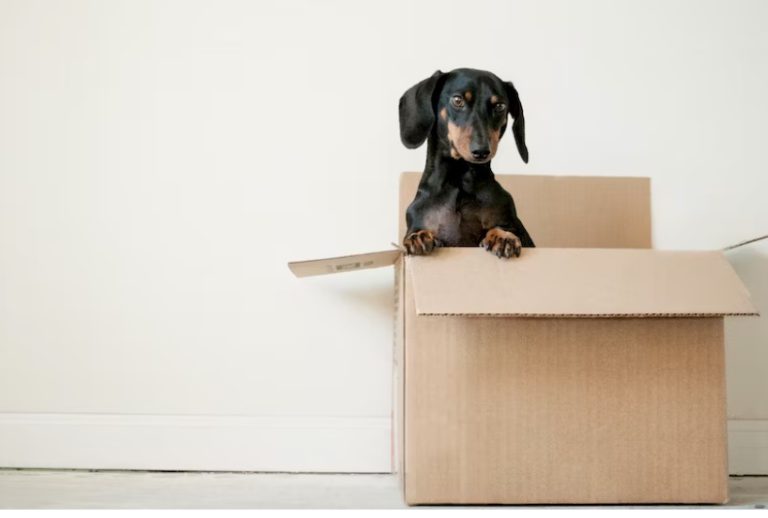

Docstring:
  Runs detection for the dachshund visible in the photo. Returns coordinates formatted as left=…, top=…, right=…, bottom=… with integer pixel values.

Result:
left=399, top=68, right=534, bottom=258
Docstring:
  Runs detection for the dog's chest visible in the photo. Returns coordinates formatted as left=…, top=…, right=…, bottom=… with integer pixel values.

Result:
left=422, top=185, right=486, bottom=247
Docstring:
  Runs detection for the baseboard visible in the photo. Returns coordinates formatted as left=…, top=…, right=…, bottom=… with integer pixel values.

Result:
left=0, top=413, right=391, bottom=473
left=1, top=414, right=765, bottom=474
left=728, top=419, right=768, bottom=475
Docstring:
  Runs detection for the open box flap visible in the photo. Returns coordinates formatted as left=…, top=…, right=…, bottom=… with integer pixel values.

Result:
left=409, top=247, right=758, bottom=317
left=288, top=249, right=401, bottom=277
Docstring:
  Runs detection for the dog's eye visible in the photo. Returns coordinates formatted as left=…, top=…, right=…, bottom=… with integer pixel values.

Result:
left=451, top=95, right=465, bottom=109
left=494, top=103, right=507, bottom=113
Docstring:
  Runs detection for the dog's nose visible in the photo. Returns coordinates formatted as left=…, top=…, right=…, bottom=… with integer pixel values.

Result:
left=470, top=147, right=490, bottom=161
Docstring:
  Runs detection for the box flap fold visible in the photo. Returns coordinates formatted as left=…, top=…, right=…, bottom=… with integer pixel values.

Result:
left=409, top=248, right=758, bottom=317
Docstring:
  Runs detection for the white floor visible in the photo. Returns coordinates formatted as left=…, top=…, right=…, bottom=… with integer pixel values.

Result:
left=0, top=470, right=766, bottom=509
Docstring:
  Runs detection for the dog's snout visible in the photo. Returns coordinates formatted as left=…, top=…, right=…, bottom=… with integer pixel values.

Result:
left=469, top=119, right=491, bottom=161
left=470, top=146, right=490, bottom=161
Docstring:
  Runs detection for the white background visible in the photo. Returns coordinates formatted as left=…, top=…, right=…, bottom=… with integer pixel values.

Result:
left=1, top=0, right=767, bottom=472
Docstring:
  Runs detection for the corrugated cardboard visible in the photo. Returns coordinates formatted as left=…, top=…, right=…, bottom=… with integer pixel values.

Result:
left=289, top=172, right=758, bottom=505
left=409, top=248, right=757, bottom=318
left=403, top=291, right=729, bottom=504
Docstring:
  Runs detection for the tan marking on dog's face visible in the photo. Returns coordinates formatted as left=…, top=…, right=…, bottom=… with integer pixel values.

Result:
left=447, top=120, right=473, bottom=161
left=488, top=128, right=501, bottom=158
left=464, top=91, right=473, bottom=102
left=490, top=95, right=499, bottom=104
left=439, top=107, right=447, bottom=121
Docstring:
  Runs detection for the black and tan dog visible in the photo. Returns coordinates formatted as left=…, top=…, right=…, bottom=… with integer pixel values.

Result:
left=399, top=68, right=534, bottom=258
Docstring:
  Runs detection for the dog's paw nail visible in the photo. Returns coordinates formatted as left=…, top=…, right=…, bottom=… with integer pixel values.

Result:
left=404, top=230, right=438, bottom=256
left=482, top=229, right=523, bottom=259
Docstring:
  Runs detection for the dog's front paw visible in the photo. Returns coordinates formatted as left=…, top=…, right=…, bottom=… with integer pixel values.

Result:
left=480, top=228, right=522, bottom=258
left=403, top=230, right=440, bottom=255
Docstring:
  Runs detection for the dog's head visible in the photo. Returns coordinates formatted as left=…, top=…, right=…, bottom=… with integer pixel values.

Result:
left=398, top=68, right=528, bottom=164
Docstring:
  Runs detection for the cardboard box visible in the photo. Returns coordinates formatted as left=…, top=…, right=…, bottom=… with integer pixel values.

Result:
left=289, top=173, right=758, bottom=505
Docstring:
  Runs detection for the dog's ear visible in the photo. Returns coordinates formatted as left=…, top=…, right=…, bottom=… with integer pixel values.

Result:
left=399, top=70, right=445, bottom=149
left=504, top=81, right=529, bottom=163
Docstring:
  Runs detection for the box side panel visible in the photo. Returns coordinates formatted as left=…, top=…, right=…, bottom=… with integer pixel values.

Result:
left=392, top=256, right=406, bottom=495
left=404, top=317, right=728, bottom=504
left=506, top=175, right=651, bottom=248
left=398, top=173, right=651, bottom=249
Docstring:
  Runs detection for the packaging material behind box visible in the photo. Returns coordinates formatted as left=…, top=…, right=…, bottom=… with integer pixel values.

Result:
left=398, top=173, right=652, bottom=248
left=289, top=172, right=758, bottom=505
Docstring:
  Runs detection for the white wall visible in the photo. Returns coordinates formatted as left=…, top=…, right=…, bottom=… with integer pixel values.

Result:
left=1, top=0, right=767, bottom=473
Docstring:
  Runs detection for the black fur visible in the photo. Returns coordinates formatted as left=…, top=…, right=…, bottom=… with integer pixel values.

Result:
left=399, top=68, right=534, bottom=258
